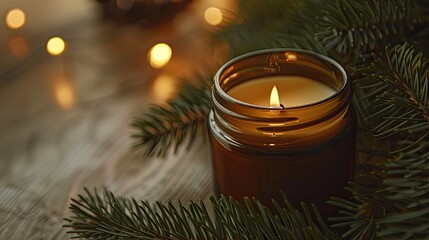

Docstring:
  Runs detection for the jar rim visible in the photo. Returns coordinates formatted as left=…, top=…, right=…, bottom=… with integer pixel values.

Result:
left=213, top=48, right=348, bottom=110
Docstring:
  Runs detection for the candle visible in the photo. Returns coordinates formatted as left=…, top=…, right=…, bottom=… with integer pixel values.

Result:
left=227, top=76, right=336, bottom=108
left=208, top=49, right=356, bottom=217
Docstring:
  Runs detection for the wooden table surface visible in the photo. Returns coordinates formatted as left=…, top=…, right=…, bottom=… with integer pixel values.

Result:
left=0, top=0, right=233, bottom=238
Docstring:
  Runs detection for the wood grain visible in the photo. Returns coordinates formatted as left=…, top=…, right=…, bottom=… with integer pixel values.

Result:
left=0, top=1, right=221, bottom=238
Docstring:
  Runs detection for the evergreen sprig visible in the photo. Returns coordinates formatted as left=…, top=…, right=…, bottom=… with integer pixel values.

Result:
left=356, top=43, right=429, bottom=145
left=64, top=188, right=339, bottom=240
left=329, top=43, right=429, bottom=239
left=315, top=0, right=423, bottom=55
left=65, top=0, right=429, bottom=239
left=268, top=32, right=328, bottom=56
left=131, top=74, right=212, bottom=157
left=330, top=141, right=429, bottom=239
left=212, top=0, right=323, bottom=56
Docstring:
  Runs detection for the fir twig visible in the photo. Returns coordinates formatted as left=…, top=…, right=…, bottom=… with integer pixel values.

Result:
left=268, top=32, right=328, bottom=56
left=315, top=0, right=423, bottom=55
left=64, top=188, right=339, bottom=240
left=355, top=43, right=429, bottom=145
left=330, top=43, right=429, bottom=239
left=212, top=0, right=324, bottom=56
left=131, top=74, right=212, bottom=157
left=65, top=0, right=429, bottom=239
left=331, top=142, right=429, bottom=239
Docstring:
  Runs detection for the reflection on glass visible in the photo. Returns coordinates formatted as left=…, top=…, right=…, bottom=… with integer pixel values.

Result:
left=285, top=53, right=297, bottom=62
left=46, top=37, right=66, bottom=56
left=149, top=43, right=172, bottom=68
left=204, top=7, right=222, bottom=26
left=6, top=8, right=26, bottom=29
left=152, top=74, right=176, bottom=102
left=54, top=78, right=75, bottom=109
left=9, top=37, right=29, bottom=58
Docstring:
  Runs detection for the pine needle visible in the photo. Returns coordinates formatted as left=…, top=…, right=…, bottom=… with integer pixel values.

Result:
left=315, top=0, right=424, bottom=55
left=64, top=188, right=339, bottom=240
left=131, top=74, right=212, bottom=158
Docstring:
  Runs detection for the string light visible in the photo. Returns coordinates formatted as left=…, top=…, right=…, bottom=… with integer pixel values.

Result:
left=54, top=78, right=75, bottom=109
left=204, top=7, right=222, bottom=26
left=149, top=43, right=172, bottom=68
left=152, top=74, right=176, bottom=102
left=6, top=8, right=26, bottom=29
left=9, top=37, right=29, bottom=58
left=46, top=37, right=66, bottom=56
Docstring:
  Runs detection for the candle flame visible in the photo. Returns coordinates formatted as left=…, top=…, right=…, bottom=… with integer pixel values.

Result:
left=270, top=85, right=281, bottom=108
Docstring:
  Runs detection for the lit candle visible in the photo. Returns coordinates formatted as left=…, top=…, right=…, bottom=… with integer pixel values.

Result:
left=228, top=76, right=336, bottom=108
left=209, top=49, right=356, bottom=217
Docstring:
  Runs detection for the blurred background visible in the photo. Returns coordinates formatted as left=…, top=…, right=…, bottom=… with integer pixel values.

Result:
left=0, top=0, right=236, bottom=238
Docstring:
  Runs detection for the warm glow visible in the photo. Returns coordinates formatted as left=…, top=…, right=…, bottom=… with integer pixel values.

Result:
left=9, top=37, right=29, bottom=58
left=116, top=0, right=134, bottom=10
left=204, top=7, right=223, bottom=25
left=152, top=75, right=176, bottom=102
left=46, top=37, right=66, bottom=56
left=270, top=85, right=281, bottom=107
left=55, top=80, right=75, bottom=109
left=6, top=8, right=26, bottom=29
left=149, top=43, right=172, bottom=68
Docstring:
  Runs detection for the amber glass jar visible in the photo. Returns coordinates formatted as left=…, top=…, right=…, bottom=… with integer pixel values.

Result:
left=208, top=48, right=356, bottom=216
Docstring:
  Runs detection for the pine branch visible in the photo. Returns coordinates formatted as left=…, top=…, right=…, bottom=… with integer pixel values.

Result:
left=355, top=43, right=429, bottom=145
left=64, top=1, right=429, bottom=239
left=131, top=74, right=212, bottom=157
left=315, top=0, right=424, bottom=55
left=268, top=32, right=328, bottom=56
left=376, top=144, right=429, bottom=239
left=212, top=0, right=325, bottom=56
left=64, top=188, right=339, bottom=240
left=329, top=43, right=429, bottom=239
left=330, top=141, right=429, bottom=239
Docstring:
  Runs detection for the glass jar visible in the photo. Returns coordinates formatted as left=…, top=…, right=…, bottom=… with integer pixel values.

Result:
left=208, top=48, right=356, bottom=216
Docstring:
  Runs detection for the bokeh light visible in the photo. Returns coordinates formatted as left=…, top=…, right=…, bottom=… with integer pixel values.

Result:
left=204, top=7, right=222, bottom=26
left=9, top=37, right=29, bottom=58
left=149, top=43, right=172, bottom=68
left=54, top=79, right=75, bottom=109
left=46, top=37, right=66, bottom=56
left=116, top=0, right=134, bottom=10
left=152, top=74, right=177, bottom=102
left=6, top=8, right=26, bottom=29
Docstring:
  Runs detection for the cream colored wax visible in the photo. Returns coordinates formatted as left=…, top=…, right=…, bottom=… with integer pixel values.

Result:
left=227, top=76, right=336, bottom=108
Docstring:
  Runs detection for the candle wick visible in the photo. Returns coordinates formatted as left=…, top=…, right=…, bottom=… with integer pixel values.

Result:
left=280, top=103, right=285, bottom=109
